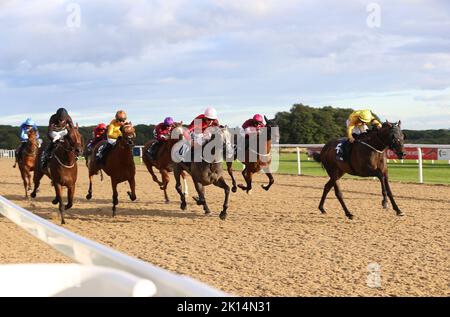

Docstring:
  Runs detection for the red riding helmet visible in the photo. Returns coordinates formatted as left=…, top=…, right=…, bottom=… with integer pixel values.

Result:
left=253, top=114, right=264, bottom=123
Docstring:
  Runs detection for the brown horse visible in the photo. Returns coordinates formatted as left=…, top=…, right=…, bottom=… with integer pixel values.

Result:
left=31, top=125, right=83, bottom=224
left=14, top=129, right=39, bottom=198
left=227, top=116, right=277, bottom=194
left=173, top=126, right=231, bottom=220
left=83, top=143, right=104, bottom=182
left=313, top=121, right=406, bottom=220
left=142, top=122, right=188, bottom=203
left=86, top=124, right=137, bottom=215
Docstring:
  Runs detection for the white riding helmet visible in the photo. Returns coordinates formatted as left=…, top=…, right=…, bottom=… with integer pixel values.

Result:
left=204, top=107, right=218, bottom=120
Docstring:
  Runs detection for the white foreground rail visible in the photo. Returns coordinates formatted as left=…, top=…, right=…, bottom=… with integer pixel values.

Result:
left=0, top=196, right=228, bottom=297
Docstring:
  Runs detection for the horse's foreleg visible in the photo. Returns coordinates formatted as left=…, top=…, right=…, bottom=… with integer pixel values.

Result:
left=261, top=170, right=274, bottom=191
left=147, top=164, right=164, bottom=187
left=181, top=171, right=189, bottom=196
left=20, top=168, right=28, bottom=199
left=384, top=173, right=404, bottom=216
left=112, top=180, right=119, bottom=216
left=54, top=183, right=65, bottom=225
left=193, top=181, right=210, bottom=215
left=86, top=174, right=94, bottom=200
left=377, top=173, right=388, bottom=209
left=238, top=167, right=253, bottom=194
left=318, top=179, right=334, bottom=214
left=174, top=167, right=186, bottom=210
left=334, top=181, right=353, bottom=220
left=160, top=169, right=170, bottom=203
left=226, top=162, right=237, bottom=193
left=127, top=177, right=137, bottom=201
left=214, top=177, right=230, bottom=220
left=31, top=167, right=44, bottom=199
left=65, top=185, right=74, bottom=211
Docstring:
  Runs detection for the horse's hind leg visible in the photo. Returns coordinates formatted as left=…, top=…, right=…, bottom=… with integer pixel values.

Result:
left=384, top=173, right=404, bottom=216
left=181, top=171, right=189, bottom=196
left=226, top=162, right=237, bottom=193
left=193, top=181, right=210, bottom=215
left=238, top=167, right=253, bottom=194
left=147, top=164, right=164, bottom=187
left=318, top=179, right=334, bottom=214
left=160, top=169, right=170, bottom=203
left=20, top=168, right=28, bottom=199
left=127, top=177, right=137, bottom=201
left=214, top=177, right=230, bottom=220
left=334, top=181, right=353, bottom=220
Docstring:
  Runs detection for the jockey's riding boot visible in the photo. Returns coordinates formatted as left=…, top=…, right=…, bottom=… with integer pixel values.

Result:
left=147, top=141, right=160, bottom=160
left=41, top=142, right=55, bottom=169
left=97, top=143, right=113, bottom=164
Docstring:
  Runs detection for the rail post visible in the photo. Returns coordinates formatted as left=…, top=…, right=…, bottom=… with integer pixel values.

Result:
left=296, top=147, right=301, bottom=176
left=418, top=147, right=423, bottom=184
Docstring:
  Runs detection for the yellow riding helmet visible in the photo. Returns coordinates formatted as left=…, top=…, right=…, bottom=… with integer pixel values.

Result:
left=358, top=110, right=373, bottom=123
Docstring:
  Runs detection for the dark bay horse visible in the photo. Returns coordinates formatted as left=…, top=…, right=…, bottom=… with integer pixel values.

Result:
left=173, top=127, right=231, bottom=220
left=86, top=124, right=137, bottom=215
left=31, top=125, right=83, bottom=224
left=142, top=122, right=188, bottom=203
left=14, top=129, right=39, bottom=198
left=227, top=116, right=277, bottom=194
left=313, top=121, right=406, bottom=220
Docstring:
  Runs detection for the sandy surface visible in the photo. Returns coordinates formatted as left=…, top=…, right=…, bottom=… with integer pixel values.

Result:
left=0, top=159, right=449, bottom=296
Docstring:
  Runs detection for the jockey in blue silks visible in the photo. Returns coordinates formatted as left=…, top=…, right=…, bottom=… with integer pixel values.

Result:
left=16, top=118, right=42, bottom=160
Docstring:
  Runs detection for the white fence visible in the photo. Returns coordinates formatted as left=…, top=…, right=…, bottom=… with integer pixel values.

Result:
left=0, top=196, right=228, bottom=297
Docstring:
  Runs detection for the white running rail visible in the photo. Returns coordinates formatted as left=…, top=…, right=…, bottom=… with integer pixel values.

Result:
left=0, top=196, right=229, bottom=297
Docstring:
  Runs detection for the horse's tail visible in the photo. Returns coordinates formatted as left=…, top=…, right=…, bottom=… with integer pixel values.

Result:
left=312, top=152, right=322, bottom=164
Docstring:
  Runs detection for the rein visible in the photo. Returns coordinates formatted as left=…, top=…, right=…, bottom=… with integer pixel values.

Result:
left=357, top=141, right=385, bottom=154
left=54, top=153, right=76, bottom=169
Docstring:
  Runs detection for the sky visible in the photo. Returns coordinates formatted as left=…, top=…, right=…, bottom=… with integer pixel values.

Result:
left=0, top=0, right=449, bottom=129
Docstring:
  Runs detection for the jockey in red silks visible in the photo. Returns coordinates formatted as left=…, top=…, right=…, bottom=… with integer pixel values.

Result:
left=146, top=117, right=176, bottom=160
left=188, top=107, right=220, bottom=146
left=87, top=123, right=107, bottom=151
left=242, top=114, right=265, bottom=135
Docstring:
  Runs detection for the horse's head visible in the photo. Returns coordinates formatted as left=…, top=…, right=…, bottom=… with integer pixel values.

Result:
left=120, top=123, right=136, bottom=147
left=27, top=129, right=37, bottom=141
left=264, top=115, right=279, bottom=142
left=379, top=121, right=406, bottom=159
left=65, top=124, right=84, bottom=156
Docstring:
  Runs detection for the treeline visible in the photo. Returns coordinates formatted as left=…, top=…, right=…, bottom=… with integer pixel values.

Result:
left=1, top=104, right=449, bottom=148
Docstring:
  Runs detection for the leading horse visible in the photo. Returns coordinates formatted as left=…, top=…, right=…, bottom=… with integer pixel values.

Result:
left=313, top=121, right=406, bottom=220
left=86, top=124, right=137, bottom=215
left=31, top=125, right=83, bottom=224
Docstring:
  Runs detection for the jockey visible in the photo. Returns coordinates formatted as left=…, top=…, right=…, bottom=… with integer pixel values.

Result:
left=147, top=117, right=176, bottom=160
left=188, top=107, right=220, bottom=146
left=347, top=109, right=382, bottom=143
left=242, top=114, right=265, bottom=135
left=41, top=108, right=74, bottom=168
left=87, top=123, right=107, bottom=151
left=96, top=110, right=129, bottom=163
left=16, top=118, right=42, bottom=161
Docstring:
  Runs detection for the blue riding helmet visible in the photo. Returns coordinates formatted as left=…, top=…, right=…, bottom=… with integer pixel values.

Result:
left=25, top=118, right=35, bottom=126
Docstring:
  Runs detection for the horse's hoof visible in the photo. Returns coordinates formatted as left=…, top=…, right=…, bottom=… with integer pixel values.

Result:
left=237, top=185, right=246, bottom=191
left=127, top=192, right=137, bottom=201
left=346, top=214, right=354, bottom=220
left=86, top=193, right=92, bottom=200
left=61, top=220, right=66, bottom=225
left=181, top=202, right=187, bottom=210
left=52, top=199, right=59, bottom=205
left=165, top=200, right=170, bottom=204
left=396, top=211, right=405, bottom=217
left=247, top=189, right=252, bottom=195
left=204, top=210, right=211, bottom=215
left=261, top=185, right=270, bottom=191
left=193, top=196, right=204, bottom=206
left=65, top=204, right=73, bottom=210
left=231, top=186, right=237, bottom=193
left=319, top=207, right=326, bottom=214
left=219, top=212, right=227, bottom=220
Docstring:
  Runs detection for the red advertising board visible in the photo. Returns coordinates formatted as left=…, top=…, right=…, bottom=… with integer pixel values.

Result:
left=387, top=147, right=438, bottom=160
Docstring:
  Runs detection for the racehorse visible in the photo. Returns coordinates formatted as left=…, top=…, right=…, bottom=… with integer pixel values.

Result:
left=31, top=125, right=83, bottom=224
left=313, top=121, right=406, bottom=220
left=226, top=116, right=277, bottom=194
left=173, top=126, right=231, bottom=220
left=86, top=123, right=137, bottom=216
left=14, top=129, right=39, bottom=198
left=83, top=143, right=104, bottom=182
left=142, top=122, right=189, bottom=203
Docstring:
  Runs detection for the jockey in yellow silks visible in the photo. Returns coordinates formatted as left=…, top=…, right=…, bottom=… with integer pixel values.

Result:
left=347, top=110, right=382, bottom=143
left=96, top=110, right=129, bottom=163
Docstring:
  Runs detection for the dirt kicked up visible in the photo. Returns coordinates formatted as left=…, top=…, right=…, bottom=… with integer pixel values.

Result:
left=0, top=159, right=449, bottom=296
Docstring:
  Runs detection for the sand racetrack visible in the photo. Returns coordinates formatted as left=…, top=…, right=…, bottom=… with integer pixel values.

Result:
left=0, top=159, right=448, bottom=296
